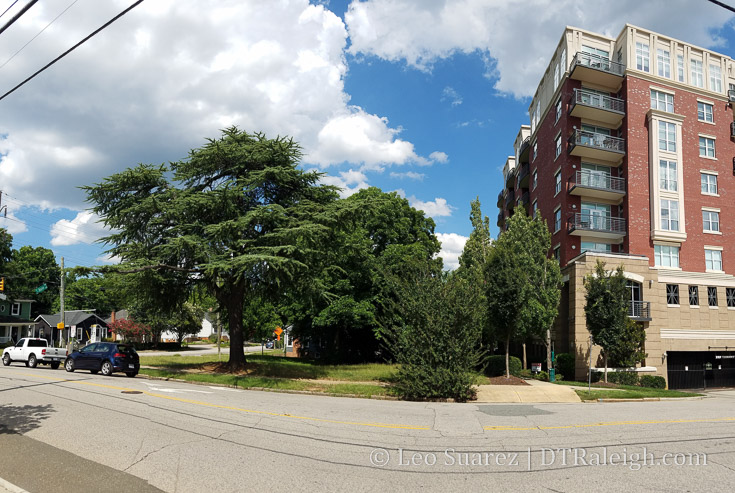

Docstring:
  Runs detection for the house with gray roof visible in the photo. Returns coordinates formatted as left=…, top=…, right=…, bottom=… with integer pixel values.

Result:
left=34, top=310, right=109, bottom=346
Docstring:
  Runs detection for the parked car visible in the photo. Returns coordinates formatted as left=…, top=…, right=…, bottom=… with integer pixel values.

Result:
left=2, top=338, right=67, bottom=369
left=265, top=340, right=274, bottom=349
left=64, top=342, right=139, bottom=377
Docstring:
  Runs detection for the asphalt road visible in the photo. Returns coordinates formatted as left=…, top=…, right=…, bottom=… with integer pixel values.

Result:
left=1, top=364, right=734, bottom=492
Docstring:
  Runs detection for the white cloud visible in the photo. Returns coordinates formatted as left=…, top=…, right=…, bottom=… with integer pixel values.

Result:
left=346, top=0, right=732, bottom=98
left=435, top=232, right=467, bottom=271
left=409, top=196, right=454, bottom=218
left=441, top=86, right=462, bottom=106
left=428, top=151, right=448, bottom=163
left=0, top=214, right=28, bottom=235
left=50, top=212, right=109, bottom=246
left=390, top=171, right=424, bottom=180
left=0, top=0, right=428, bottom=213
left=96, top=253, right=122, bottom=265
left=319, top=168, right=369, bottom=197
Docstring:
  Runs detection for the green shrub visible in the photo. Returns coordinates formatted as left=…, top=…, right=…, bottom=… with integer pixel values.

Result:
left=553, top=373, right=564, bottom=381
left=519, top=369, right=533, bottom=379
left=207, top=334, right=218, bottom=344
left=607, top=371, right=639, bottom=386
left=554, top=353, right=575, bottom=382
left=639, top=375, right=666, bottom=389
left=486, top=355, right=522, bottom=377
left=533, top=371, right=549, bottom=382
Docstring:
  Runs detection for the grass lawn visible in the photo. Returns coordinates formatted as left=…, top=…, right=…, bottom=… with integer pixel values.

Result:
left=138, top=353, right=491, bottom=398
left=556, top=381, right=704, bottom=400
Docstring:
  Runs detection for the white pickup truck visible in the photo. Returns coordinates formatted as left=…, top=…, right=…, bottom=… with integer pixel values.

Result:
left=2, top=338, right=67, bottom=369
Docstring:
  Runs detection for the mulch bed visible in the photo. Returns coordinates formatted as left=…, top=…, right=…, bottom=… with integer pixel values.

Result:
left=487, top=376, right=530, bottom=386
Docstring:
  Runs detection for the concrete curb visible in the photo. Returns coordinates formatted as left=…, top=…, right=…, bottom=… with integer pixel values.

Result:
left=582, top=396, right=706, bottom=403
left=0, top=477, right=28, bottom=493
left=137, top=373, right=399, bottom=400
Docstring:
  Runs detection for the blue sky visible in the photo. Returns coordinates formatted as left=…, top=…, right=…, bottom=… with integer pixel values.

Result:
left=1, top=0, right=734, bottom=270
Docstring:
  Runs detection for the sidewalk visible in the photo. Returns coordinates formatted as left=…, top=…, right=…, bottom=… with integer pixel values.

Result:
left=475, top=379, right=581, bottom=403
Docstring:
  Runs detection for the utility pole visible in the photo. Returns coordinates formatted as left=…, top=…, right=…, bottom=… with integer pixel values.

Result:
left=216, top=311, right=222, bottom=362
left=60, top=257, right=66, bottom=351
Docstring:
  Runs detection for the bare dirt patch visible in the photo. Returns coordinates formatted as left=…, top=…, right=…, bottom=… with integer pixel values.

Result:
left=487, top=376, right=530, bottom=386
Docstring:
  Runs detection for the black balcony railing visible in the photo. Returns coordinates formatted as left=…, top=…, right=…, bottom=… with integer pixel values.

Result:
left=572, top=88, right=625, bottom=113
left=504, top=189, right=515, bottom=207
left=569, top=170, right=625, bottom=193
left=568, top=129, right=625, bottom=154
left=518, top=191, right=529, bottom=207
left=629, top=301, right=651, bottom=320
left=568, top=212, right=626, bottom=234
left=571, top=52, right=625, bottom=77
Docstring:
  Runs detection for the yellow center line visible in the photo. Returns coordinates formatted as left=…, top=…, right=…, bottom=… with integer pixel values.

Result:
left=485, top=417, right=735, bottom=431
left=14, top=372, right=430, bottom=431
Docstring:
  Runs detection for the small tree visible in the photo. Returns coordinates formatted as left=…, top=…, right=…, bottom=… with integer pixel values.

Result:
left=108, top=319, right=153, bottom=344
left=583, top=260, right=646, bottom=382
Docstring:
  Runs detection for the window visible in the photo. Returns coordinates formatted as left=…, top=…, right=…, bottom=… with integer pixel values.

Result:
left=581, top=241, right=611, bottom=253
left=699, top=136, right=715, bottom=158
left=650, top=90, right=674, bottom=112
left=655, top=245, right=679, bottom=267
left=532, top=200, right=538, bottom=219
left=636, top=42, right=649, bottom=72
left=581, top=163, right=611, bottom=189
left=554, top=208, right=561, bottom=232
left=703, top=210, right=720, bottom=233
left=554, top=63, right=560, bottom=90
left=553, top=246, right=560, bottom=261
left=705, top=249, right=723, bottom=271
left=709, top=64, right=722, bottom=92
left=701, top=173, right=717, bottom=194
left=658, top=121, right=676, bottom=152
left=532, top=170, right=538, bottom=190
left=11, top=303, right=20, bottom=316
left=659, top=159, right=677, bottom=191
left=532, top=142, right=537, bottom=161
left=554, top=170, right=561, bottom=195
left=727, top=288, right=735, bottom=308
left=555, top=98, right=562, bottom=122
left=697, top=102, right=713, bottom=122
left=666, top=284, right=679, bottom=305
left=691, top=59, right=704, bottom=87
left=708, top=286, right=718, bottom=307
left=660, top=199, right=679, bottom=231
left=689, top=285, right=699, bottom=306
left=561, top=49, right=566, bottom=73
left=657, top=49, right=671, bottom=78
left=555, top=134, right=562, bottom=158
left=677, top=54, right=685, bottom=82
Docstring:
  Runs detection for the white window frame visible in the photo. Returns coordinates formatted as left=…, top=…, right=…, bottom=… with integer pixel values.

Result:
left=709, top=63, right=722, bottom=93
left=659, top=159, right=677, bottom=191
left=553, top=207, right=561, bottom=233
left=532, top=170, right=538, bottom=190
left=532, top=141, right=537, bottom=161
left=660, top=199, right=679, bottom=231
left=532, top=200, right=538, bottom=219
left=11, top=303, right=20, bottom=316
left=701, top=172, right=718, bottom=195
left=699, top=135, right=716, bottom=158
left=702, top=209, right=720, bottom=233
left=654, top=244, right=680, bottom=268
left=657, top=48, right=670, bottom=78
left=705, top=247, right=723, bottom=272
left=554, top=133, right=562, bottom=159
left=650, top=90, right=674, bottom=112
left=677, top=54, right=685, bottom=82
left=658, top=121, right=676, bottom=152
left=554, top=169, right=562, bottom=195
left=555, top=97, right=562, bottom=123
left=691, top=59, right=704, bottom=88
left=636, top=42, right=650, bottom=72
left=697, top=101, right=714, bottom=123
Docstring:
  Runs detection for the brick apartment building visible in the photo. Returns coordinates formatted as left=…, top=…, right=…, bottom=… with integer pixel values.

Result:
left=497, top=24, right=735, bottom=389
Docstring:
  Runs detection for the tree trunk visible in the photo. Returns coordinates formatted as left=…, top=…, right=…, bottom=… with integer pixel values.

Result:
left=522, top=343, right=527, bottom=370
left=505, top=336, right=511, bottom=379
left=221, top=285, right=246, bottom=369
left=604, top=352, right=608, bottom=383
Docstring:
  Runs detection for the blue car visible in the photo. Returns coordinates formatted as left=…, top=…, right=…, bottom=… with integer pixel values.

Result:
left=64, top=342, right=140, bottom=378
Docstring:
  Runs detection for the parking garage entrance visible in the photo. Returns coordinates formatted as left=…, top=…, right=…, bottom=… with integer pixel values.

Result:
left=667, top=351, right=735, bottom=390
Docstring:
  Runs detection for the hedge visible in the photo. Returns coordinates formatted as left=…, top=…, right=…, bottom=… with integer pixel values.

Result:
left=554, top=353, right=575, bottom=380
left=486, top=355, right=522, bottom=377
left=639, top=375, right=666, bottom=389
left=606, top=371, right=639, bottom=386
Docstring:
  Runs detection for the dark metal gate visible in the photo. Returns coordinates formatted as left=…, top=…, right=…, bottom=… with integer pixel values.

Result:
left=667, top=351, right=735, bottom=390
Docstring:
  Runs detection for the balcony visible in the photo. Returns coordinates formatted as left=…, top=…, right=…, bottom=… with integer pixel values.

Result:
left=567, top=212, right=626, bottom=240
left=504, top=189, right=515, bottom=208
left=518, top=136, right=531, bottom=163
left=568, top=129, right=625, bottom=162
left=497, top=212, right=505, bottom=229
left=569, top=88, right=625, bottom=126
left=517, top=163, right=530, bottom=188
left=497, top=191, right=504, bottom=208
left=629, top=301, right=651, bottom=322
left=568, top=170, right=626, bottom=201
left=570, top=52, right=625, bottom=88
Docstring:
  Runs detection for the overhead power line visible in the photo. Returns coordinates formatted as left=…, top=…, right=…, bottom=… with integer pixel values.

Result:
left=0, top=0, right=37, bottom=37
left=706, top=0, right=735, bottom=13
left=0, top=0, right=145, bottom=103
left=0, top=1, right=20, bottom=21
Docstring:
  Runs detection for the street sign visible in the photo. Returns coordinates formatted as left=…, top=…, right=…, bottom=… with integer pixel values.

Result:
left=274, top=327, right=283, bottom=336
left=56, top=322, right=64, bottom=329
left=34, top=283, right=48, bottom=294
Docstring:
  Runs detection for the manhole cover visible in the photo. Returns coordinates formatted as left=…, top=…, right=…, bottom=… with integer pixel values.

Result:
left=121, top=390, right=143, bottom=394
left=478, top=405, right=553, bottom=416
